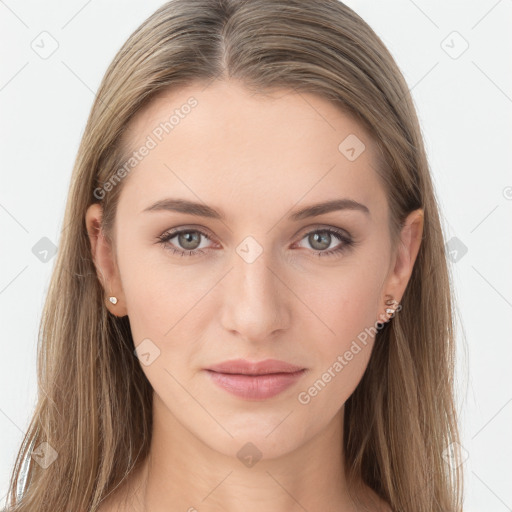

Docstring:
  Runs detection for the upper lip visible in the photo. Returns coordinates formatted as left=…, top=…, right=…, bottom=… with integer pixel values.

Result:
left=205, top=358, right=305, bottom=375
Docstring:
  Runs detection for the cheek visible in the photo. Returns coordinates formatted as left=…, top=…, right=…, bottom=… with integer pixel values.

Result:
left=307, top=253, right=387, bottom=348
left=295, top=300, right=377, bottom=425
left=117, top=253, right=211, bottom=401
left=295, top=250, right=387, bottom=408
left=117, top=241, right=205, bottom=340
left=117, top=250, right=221, bottom=403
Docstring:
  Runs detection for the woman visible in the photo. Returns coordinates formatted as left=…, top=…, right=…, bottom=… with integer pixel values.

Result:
left=5, top=1, right=464, bottom=511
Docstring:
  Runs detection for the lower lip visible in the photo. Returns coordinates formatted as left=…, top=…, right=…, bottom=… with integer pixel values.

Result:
left=204, top=369, right=306, bottom=400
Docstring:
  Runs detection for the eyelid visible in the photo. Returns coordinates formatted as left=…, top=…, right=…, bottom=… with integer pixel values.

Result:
left=294, top=223, right=352, bottom=239
left=158, top=224, right=215, bottom=240
left=158, top=223, right=352, bottom=243
left=156, top=225, right=216, bottom=246
left=157, top=223, right=354, bottom=255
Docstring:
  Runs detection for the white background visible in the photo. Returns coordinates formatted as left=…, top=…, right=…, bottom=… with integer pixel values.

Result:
left=1, top=1, right=511, bottom=510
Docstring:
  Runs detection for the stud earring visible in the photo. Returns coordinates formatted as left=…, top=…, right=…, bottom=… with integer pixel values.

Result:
left=384, top=296, right=400, bottom=320
left=109, top=296, right=118, bottom=305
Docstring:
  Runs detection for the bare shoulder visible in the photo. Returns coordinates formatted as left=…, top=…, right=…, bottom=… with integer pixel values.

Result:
left=96, top=496, right=125, bottom=512
left=373, top=493, right=393, bottom=512
left=95, top=498, right=117, bottom=512
left=356, top=483, right=393, bottom=512
left=94, top=484, right=130, bottom=512
left=95, top=461, right=148, bottom=512
left=96, top=488, right=133, bottom=512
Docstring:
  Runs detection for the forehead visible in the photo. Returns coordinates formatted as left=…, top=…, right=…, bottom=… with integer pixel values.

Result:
left=117, top=79, right=387, bottom=221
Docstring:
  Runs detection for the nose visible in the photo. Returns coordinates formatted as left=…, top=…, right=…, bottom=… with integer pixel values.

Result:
left=219, top=244, right=292, bottom=343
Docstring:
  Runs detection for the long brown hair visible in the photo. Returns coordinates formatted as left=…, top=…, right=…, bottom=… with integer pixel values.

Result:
left=5, top=1, right=464, bottom=510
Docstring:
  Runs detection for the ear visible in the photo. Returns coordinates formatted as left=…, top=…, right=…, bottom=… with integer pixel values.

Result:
left=85, top=203, right=128, bottom=317
left=380, top=208, right=424, bottom=316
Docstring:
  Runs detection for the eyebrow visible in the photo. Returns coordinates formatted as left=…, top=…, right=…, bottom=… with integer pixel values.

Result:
left=142, top=197, right=370, bottom=220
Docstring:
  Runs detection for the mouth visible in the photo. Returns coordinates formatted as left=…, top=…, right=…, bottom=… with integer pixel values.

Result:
left=203, top=359, right=307, bottom=400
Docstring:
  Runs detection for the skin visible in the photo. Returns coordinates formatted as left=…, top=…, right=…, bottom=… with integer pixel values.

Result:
left=86, top=79, right=423, bottom=512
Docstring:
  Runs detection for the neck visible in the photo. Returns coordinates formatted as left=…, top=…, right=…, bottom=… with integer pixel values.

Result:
left=110, top=394, right=384, bottom=512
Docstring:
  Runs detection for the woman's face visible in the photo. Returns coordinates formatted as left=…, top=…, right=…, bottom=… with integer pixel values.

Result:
left=88, top=79, right=419, bottom=460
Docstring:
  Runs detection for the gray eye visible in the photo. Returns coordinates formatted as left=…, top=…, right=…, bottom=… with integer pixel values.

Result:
left=308, top=232, right=332, bottom=251
left=177, top=231, right=202, bottom=250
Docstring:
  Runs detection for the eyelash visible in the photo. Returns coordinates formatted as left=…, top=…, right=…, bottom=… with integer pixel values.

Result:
left=156, top=226, right=355, bottom=258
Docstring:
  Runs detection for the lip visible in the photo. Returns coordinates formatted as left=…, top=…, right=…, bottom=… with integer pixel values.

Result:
left=204, top=358, right=307, bottom=400
left=206, top=358, right=305, bottom=375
